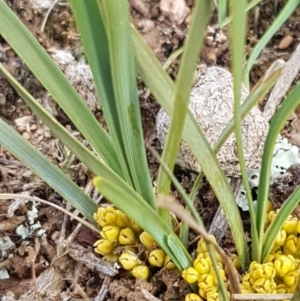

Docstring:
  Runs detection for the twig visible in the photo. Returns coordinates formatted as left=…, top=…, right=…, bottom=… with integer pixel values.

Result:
left=264, top=44, right=300, bottom=122
left=95, top=276, right=111, bottom=301
left=40, top=0, right=59, bottom=32
left=232, top=293, right=292, bottom=300
left=0, top=193, right=99, bottom=233
left=32, top=238, right=42, bottom=301
left=57, top=202, right=72, bottom=256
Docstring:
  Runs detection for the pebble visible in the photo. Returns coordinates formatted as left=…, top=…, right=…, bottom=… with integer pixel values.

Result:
left=17, top=126, right=26, bottom=134
left=278, top=35, right=293, bottom=50
left=138, top=19, right=155, bottom=33
left=150, top=6, right=160, bottom=19
left=30, top=124, right=37, bottom=131
left=22, top=132, right=31, bottom=140
left=44, top=131, right=51, bottom=139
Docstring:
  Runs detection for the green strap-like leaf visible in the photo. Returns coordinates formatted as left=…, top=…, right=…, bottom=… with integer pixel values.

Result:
left=229, top=0, right=257, bottom=265
left=132, top=27, right=249, bottom=267
left=70, top=0, right=156, bottom=208
left=0, top=118, right=98, bottom=224
left=0, top=0, right=122, bottom=176
left=156, top=0, right=213, bottom=223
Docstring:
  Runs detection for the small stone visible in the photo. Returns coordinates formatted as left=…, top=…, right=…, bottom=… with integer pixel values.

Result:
left=30, top=124, right=37, bottom=131
left=22, top=132, right=31, bottom=140
left=150, top=6, right=160, bottom=19
left=22, top=109, right=31, bottom=116
left=278, top=35, right=293, bottom=50
left=44, top=131, right=51, bottom=139
left=17, top=126, right=26, bottom=134
left=138, top=19, right=155, bottom=33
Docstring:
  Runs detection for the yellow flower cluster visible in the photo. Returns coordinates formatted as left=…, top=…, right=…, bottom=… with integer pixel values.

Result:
left=182, top=235, right=231, bottom=301
left=241, top=209, right=300, bottom=295
left=93, top=206, right=176, bottom=280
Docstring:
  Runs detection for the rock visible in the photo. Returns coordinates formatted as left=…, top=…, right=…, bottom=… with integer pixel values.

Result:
left=156, top=66, right=269, bottom=177
left=159, top=0, right=190, bottom=25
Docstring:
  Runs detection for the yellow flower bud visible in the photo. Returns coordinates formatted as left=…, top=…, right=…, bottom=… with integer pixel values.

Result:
left=115, top=210, right=130, bottom=228
left=182, top=267, right=200, bottom=283
left=163, top=255, right=176, bottom=270
left=268, top=210, right=277, bottom=224
left=296, top=220, right=300, bottom=234
left=287, top=286, right=297, bottom=293
left=240, top=284, right=255, bottom=294
left=274, top=255, right=296, bottom=277
left=198, top=273, right=214, bottom=290
left=94, top=207, right=109, bottom=226
left=131, top=219, right=143, bottom=232
left=250, top=262, right=275, bottom=279
left=282, top=217, right=298, bottom=234
left=264, top=253, right=282, bottom=264
left=242, top=273, right=252, bottom=290
left=207, top=289, right=230, bottom=301
left=199, top=287, right=217, bottom=300
left=119, top=227, right=136, bottom=245
left=249, top=261, right=261, bottom=273
left=100, top=225, right=120, bottom=241
left=119, top=250, right=141, bottom=270
left=131, top=265, right=149, bottom=280
left=210, top=268, right=226, bottom=285
left=284, top=235, right=299, bottom=256
left=149, top=249, right=165, bottom=267
left=197, top=235, right=216, bottom=254
left=283, top=270, right=299, bottom=287
left=94, top=239, right=117, bottom=255
left=103, top=253, right=119, bottom=263
left=185, top=293, right=204, bottom=301
left=193, top=257, right=210, bottom=275
left=252, top=278, right=276, bottom=294
left=139, top=232, right=155, bottom=249
left=276, top=283, right=288, bottom=294
left=102, top=206, right=118, bottom=225
left=231, top=254, right=241, bottom=270
left=266, top=200, right=273, bottom=213
left=274, top=229, right=287, bottom=247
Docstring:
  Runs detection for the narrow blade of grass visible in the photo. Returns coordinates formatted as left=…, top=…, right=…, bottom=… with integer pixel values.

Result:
left=0, top=119, right=98, bottom=224
left=256, top=82, right=300, bottom=262
left=218, top=0, right=227, bottom=25
left=70, top=0, right=156, bottom=208
left=0, top=0, right=122, bottom=176
left=229, top=0, right=257, bottom=265
left=156, top=0, right=213, bottom=223
left=132, top=27, right=249, bottom=267
left=219, top=0, right=264, bottom=27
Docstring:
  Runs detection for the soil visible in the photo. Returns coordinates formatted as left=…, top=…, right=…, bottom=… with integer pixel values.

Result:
left=0, top=0, right=300, bottom=300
